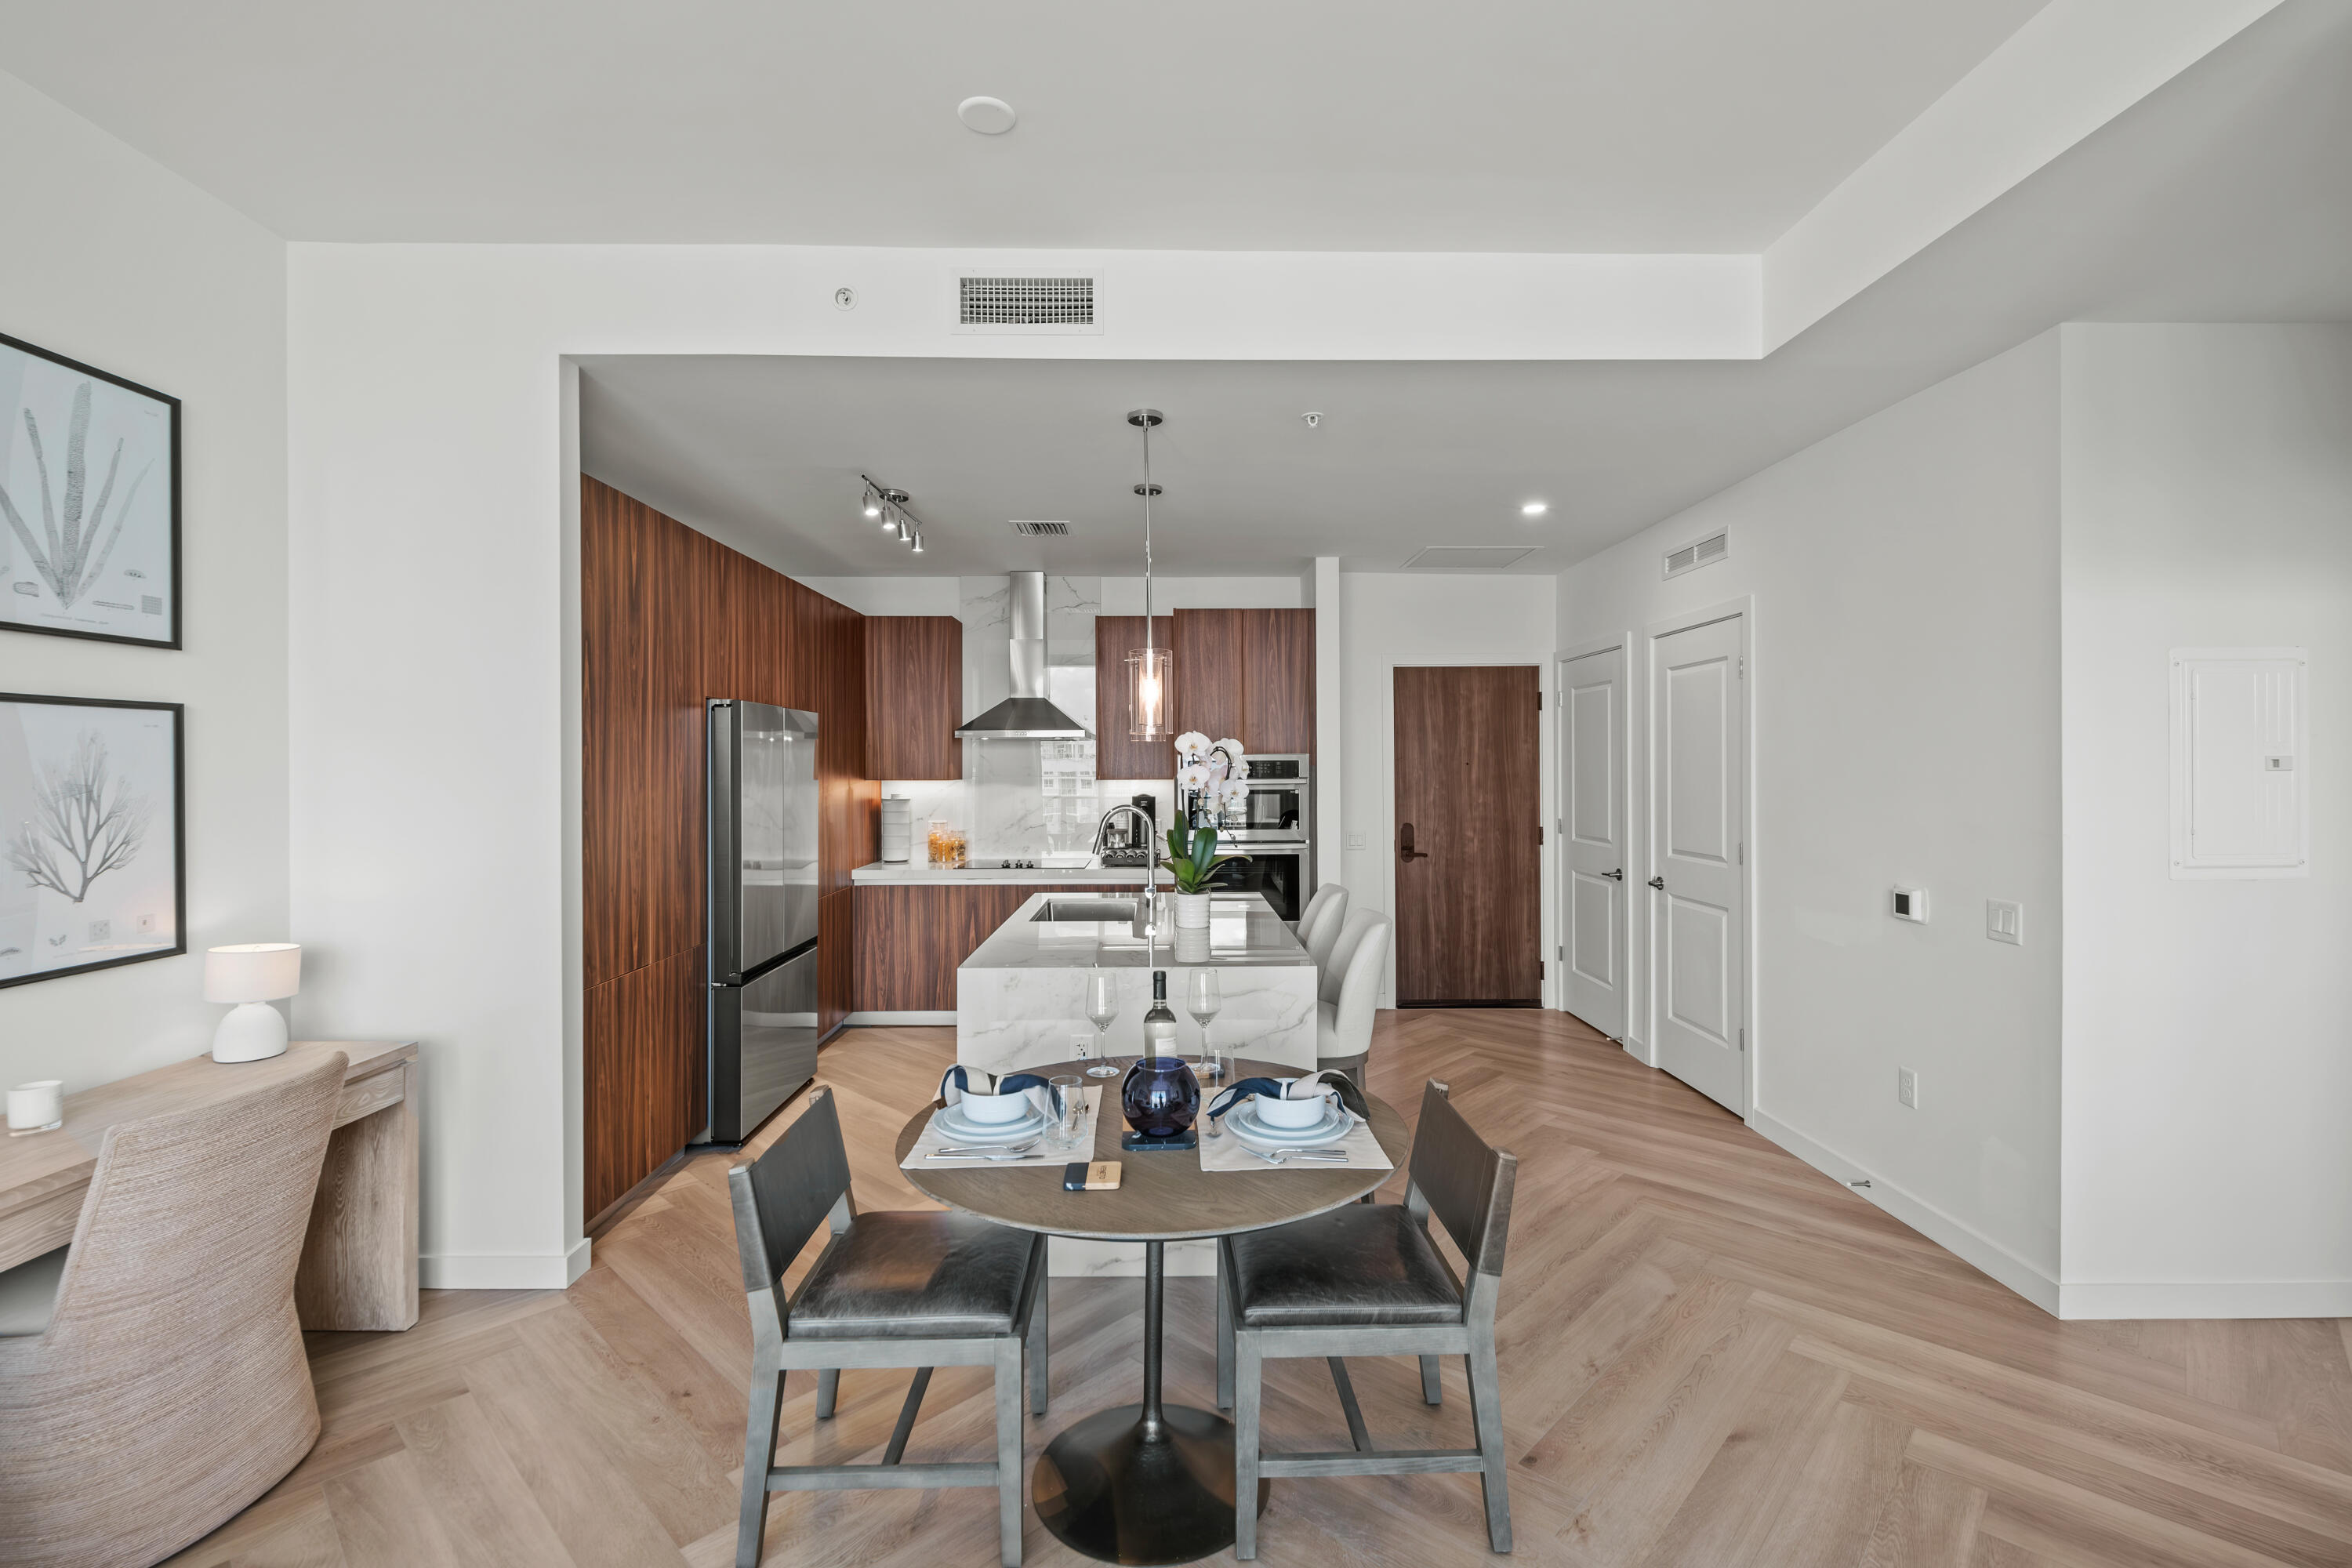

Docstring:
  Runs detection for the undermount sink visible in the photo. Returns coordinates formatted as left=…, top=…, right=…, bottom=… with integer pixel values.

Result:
left=1031, top=898, right=1140, bottom=924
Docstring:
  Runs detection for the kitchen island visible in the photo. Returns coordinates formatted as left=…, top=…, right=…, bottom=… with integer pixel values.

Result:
left=956, top=890, right=1319, bottom=1080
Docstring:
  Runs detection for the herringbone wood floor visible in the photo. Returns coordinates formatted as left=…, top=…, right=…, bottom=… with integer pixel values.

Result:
left=166, top=1011, right=2352, bottom=1567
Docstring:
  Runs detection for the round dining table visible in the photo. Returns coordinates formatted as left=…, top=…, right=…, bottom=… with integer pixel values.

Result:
left=896, top=1057, right=1411, bottom=1566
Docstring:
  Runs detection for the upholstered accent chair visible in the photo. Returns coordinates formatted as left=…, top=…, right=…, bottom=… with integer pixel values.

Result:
left=0, top=1051, right=350, bottom=1568
left=1315, top=908, right=1390, bottom=1088
left=1297, top=881, right=1350, bottom=971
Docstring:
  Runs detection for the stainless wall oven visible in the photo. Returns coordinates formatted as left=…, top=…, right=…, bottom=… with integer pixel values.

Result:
left=1208, top=754, right=1312, bottom=920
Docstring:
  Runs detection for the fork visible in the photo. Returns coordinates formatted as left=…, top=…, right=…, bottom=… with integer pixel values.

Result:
left=1242, top=1145, right=1349, bottom=1166
left=931, top=1141, right=1043, bottom=1160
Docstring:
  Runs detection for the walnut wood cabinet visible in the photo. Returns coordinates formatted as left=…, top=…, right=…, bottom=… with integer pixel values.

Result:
left=1093, top=614, right=1176, bottom=780
left=855, top=884, right=1136, bottom=1012
left=865, top=615, right=963, bottom=780
left=1171, top=607, right=1315, bottom=755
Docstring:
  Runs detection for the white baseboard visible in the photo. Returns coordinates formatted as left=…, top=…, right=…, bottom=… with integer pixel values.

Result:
left=2057, top=1279, right=2352, bottom=1319
left=422, top=1241, right=589, bottom=1291
left=1746, top=1108, right=2060, bottom=1316
left=844, top=1011, right=956, bottom=1027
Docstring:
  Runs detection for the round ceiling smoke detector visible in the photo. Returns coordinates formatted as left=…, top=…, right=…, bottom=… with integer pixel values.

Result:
left=958, top=96, right=1018, bottom=135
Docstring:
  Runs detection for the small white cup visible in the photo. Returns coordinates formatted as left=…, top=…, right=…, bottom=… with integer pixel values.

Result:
left=7, top=1080, right=64, bottom=1134
left=1255, top=1086, right=1333, bottom=1130
left=959, top=1091, right=1031, bottom=1125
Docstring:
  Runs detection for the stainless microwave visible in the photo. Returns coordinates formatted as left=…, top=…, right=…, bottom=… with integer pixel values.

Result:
left=1228, top=754, right=1310, bottom=844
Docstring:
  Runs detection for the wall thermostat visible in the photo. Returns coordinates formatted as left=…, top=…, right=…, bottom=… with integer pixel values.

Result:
left=1890, top=887, right=1929, bottom=923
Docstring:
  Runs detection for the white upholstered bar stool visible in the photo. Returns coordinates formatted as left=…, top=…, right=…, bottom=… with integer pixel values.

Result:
left=1316, top=909, right=1389, bottom=1090
left=0, top=1051, right=349, bottom=1568
left=1298, top=882, right=1350, bottom=972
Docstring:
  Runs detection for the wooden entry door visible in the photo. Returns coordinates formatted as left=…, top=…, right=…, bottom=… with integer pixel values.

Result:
left=1648, top=616, right=1748, bottom=1115
left=1394, top=666, right=1543, bottom=1006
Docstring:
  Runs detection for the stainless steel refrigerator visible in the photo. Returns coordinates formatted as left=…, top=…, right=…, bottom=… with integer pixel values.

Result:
left=703, top=699, right=820, bottom=1145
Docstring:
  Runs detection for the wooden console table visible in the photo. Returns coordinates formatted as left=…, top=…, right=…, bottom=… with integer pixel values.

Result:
left=0, top=1040, right=419, bottom=1331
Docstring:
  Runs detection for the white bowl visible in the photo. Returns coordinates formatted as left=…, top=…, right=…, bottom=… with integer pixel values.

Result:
left=1254, top=1089, right=1331, bottom=1129
left=959, top=1091, right=1032, bottom=1125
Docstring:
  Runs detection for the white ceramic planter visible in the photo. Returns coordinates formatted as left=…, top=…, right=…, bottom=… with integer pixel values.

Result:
left=1173, top=891, right=1213, bottom=929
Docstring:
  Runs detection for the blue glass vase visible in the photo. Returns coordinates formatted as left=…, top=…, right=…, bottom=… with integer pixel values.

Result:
left=1120, top=1056, right=1201, bottom=1142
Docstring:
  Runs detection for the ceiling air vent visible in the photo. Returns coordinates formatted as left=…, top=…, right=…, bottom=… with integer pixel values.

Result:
left=1011, top=521, right=1070, bottom=537
left=956, top=275, right=1099, bottom=335
left=1663, top=529, right=1729, bottom=579
left=1402, top=546, right=1538, bottom=571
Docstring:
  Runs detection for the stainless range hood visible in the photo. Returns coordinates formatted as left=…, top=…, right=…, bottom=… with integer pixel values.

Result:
left=953, top=571, right=1091, bottom=740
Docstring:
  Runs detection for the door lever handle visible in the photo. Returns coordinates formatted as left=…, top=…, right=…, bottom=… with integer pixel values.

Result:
left=1399, top=823, right=1427, bottom=862
left=1646, top=876, right=1665, bottom=891
left=1602, top=868, right=1624, bottom=881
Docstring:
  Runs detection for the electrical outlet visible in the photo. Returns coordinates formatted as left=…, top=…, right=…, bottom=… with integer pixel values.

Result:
left=1986, top=899, right=2023, bottom=945
left=88, top=918, right=111, bottom=942
left=1897, top=1067, right=1919, bottom=1109
left=135, top=913, right=156, bottom=935
left=1345, top=831, right=1367, bottom=851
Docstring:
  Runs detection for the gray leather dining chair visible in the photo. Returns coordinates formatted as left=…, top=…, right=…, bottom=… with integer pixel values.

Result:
left=1214, top=1080, right=1517, bottom=1558
left=728, top=1087, right=1048, bottom=1568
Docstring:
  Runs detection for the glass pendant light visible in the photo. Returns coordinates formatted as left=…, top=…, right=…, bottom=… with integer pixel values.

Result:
left=1126, top=409, right=1171, bottom=740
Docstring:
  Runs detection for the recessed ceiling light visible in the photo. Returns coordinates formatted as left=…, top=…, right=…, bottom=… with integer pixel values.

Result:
left=1521, top=500, right=1548, bottom=517
left=958, top=96, right=1017, bottom=135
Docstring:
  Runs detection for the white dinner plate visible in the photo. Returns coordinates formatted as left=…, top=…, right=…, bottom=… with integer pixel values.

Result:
left=936, top=1104, right=1047, bottom=1144
left=1228, top=1098, right=1350, bottom=1150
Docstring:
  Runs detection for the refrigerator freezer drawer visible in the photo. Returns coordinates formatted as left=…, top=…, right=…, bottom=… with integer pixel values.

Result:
left=708, top=946, right=818, bottom=1144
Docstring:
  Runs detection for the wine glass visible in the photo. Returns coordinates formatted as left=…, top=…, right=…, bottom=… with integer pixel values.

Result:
left=1084, top=968, right=1121, bottom=1078
left=1185, top=969, right=1225, bottom=1083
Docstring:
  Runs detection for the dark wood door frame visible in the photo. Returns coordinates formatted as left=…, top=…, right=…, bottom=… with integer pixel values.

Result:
left=1392, top=663, right=1544, bottom=1007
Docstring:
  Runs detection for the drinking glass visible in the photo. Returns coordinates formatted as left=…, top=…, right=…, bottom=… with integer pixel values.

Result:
left=1049, top=1073, right=1087, bottom=1152
left=1084, top=969, right=1121, bottom=1078
left=1185, top=970, right=1225, bottom=1083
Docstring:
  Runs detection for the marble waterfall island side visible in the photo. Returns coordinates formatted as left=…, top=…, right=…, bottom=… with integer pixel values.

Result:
left=956, top=891, right=1319, bottom=1081
left=956, top=890, right=1321, bottom=1278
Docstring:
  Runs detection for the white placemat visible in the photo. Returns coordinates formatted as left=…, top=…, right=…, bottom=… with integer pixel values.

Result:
left=903, top=1085, right=1102, bottom=1170
left=1200, top=1102, right=1393, bottom=1174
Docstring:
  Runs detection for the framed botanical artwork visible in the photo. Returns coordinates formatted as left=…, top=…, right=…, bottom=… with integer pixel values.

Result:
left=0, top=694, right=185, bottom=989
left=0, top=331, right=181, bottom=648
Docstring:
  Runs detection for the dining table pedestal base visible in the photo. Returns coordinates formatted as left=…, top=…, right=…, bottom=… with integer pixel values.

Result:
left=1031, top=1238, right=1269, bottom=1565
left=1032, top=1402, right=1268, bottom=1566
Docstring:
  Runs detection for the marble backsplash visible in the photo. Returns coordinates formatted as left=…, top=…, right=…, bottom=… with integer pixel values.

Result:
left=880, top=572, right=1174, bottom=863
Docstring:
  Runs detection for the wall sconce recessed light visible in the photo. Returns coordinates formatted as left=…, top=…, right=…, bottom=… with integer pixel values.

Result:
left=1521, top=500, right=1548, bottom=517
left=958, top=96, right=1017, bottom=135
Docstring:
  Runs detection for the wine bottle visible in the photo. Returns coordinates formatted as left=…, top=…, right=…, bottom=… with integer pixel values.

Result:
left=1142, top=971, right=1181, bottom=1063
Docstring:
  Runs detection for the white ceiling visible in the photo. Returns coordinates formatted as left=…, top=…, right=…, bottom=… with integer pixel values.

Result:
left=579, top=2, right=2352, bottom=577
left=0, top=0, right=2043, bottom=249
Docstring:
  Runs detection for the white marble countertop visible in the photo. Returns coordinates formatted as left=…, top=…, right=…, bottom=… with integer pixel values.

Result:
left=851, top=859, right=1164, bottom=887
left=963, top=890, right=1310, bottom=970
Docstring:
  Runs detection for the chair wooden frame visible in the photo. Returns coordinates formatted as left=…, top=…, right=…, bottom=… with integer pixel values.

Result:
left=1215, top=1080, right=1518, bottom=1558
left=728, top=1089, right=1047, bottom=1568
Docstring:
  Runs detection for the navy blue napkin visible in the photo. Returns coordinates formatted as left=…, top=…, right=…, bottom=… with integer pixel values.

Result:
left=938, top=1065, right=1064, bottom=1119
left=1207, top=1070, right=1368, bottom=1124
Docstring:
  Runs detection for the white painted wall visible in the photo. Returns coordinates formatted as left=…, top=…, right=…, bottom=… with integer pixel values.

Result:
left=2057, top=323, right=2352, bottom=1318
left=1555, top=335, right=2065, bottom=1308
left=1337, top=573, right=1558, bottom=1008
left=0, top=68, right=289, bottom=1094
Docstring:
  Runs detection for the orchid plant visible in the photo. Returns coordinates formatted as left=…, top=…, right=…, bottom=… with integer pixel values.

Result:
left=1160, top=823, right=1249, bottom=895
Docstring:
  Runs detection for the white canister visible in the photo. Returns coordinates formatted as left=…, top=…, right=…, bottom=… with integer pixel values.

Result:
left=880, top=796, right=913, bottom=862
left=7, top=1080, right=64, bottom=1134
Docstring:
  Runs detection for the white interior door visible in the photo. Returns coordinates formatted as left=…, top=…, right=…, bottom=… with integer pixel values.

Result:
left=1562, top=647, right=1628, bottom=1038
left=1649, top=616, right=1747, bottom=1115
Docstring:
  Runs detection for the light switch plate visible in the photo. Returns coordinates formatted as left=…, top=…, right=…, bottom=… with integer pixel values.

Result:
left=1345, top=831, right=1367, bottom=851
left=1986, top=899, right=2022, bottom=945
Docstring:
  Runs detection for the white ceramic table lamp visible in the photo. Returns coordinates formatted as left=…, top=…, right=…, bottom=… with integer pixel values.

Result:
left=205, top=943, right=302, bottom=1062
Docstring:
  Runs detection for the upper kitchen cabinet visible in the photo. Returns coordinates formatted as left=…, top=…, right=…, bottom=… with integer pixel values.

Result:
left=1173, top=608, right=1245, bottom=743
left=1244, top=608, right=1315, bottom=753
left=865, top=615, right=963, bottom=779
left=1094, top=615, right=1175, bottom=779
left=1173, top=607, right=1315, bottom=755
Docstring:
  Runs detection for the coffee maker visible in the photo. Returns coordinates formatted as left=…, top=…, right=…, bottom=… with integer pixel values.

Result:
left=1097, top=793, right=1160, bottom=866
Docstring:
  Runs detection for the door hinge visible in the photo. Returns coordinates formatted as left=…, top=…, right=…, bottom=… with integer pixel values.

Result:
left=1539, top=960, right=1545, bottom=978
left=1738, top=840, right=1744, bottom=865
left=1557, top=943, right=1564, bottom=960
left=1537, top=691, right=1544, bottom=710
left=1738, top=1027, right=1746, bottom=1051
left=1537, top=825, right=1544, bottom=845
